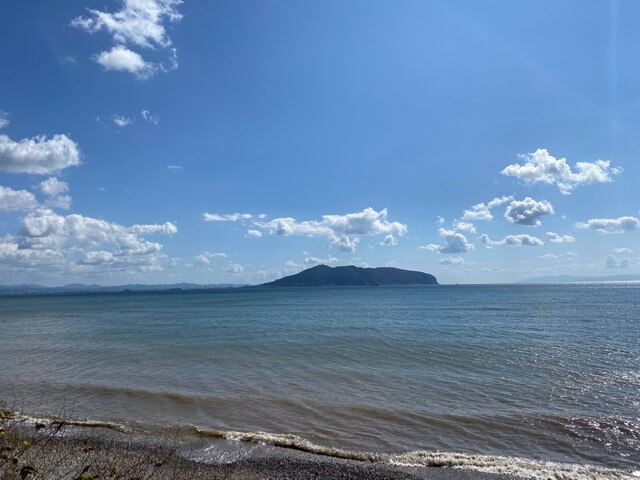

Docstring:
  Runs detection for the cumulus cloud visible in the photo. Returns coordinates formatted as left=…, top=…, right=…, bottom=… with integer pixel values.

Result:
left=381, top=234, right=398, bottom=246
left=225, top=263, right=244, bottom=274
left=246, top=229, right=262, bottom=238
left=605, top=255, right=630, bottom=269
left=546, top=231, right=575, bottom=243
left=438, top=256, right=464, bottom=265
left=39, top=177, right=68, bottom=196
left=504, top=197, right=554, bottom=226
left=304, top=256, right=338, bottom=265
left=575, top=216, right=640, bottom=234
left=141, top=109, right=159, bottom=125
left=501, top=149, right=621, bottom=195
left=253, top=207, right=407, bottom=253
left=453, top=220, right=476, bottom=233
left=39, top=177, right=72, bottom=210
left=423, top=228, right=475, bottom=254
left=94, top=45, right=155, bottom=78
left=462, top=195, right=513, bottom=221
left=480, top=233, right=544, bottom=247
left=0, top=208, right=176, bottom=275
left=194, top=251, right=226, bottom=266
left=0, top=185, right=38, bottom=212
left=0, top=133, right=80, bottom=175
left=72, top=0, right=183, bottom=78
left=129, top=222, right=178, bottom=235
left=203, top=212, right=255, bottom=222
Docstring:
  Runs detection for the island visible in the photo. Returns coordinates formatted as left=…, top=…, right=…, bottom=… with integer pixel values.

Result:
left=260, top=264, right=438, bottom=287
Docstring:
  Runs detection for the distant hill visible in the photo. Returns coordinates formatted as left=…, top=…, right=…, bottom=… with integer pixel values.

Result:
left=519, top=273, right=640, bottom=284
left=261, top=265, right=438, bottom=287
left=0, top=283, right=247, bottom=295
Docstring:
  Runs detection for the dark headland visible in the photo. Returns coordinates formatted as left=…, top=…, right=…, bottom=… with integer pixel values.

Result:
left=261, top=264, right=438, bottom=287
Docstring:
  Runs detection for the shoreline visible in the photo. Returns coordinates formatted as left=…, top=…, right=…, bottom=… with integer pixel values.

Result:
left=2, top=422, right=519, bottom=480
left=3, top=412, right=637, bottom=480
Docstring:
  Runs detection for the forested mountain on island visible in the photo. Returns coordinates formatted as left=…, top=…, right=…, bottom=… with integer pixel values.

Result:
left=261, top=265, right=438, bottom=287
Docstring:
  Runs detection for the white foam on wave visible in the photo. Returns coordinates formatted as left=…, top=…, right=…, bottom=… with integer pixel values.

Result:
left=15, top=413, right=129, bottom=433
left=196, top=427, right=639, bottom=480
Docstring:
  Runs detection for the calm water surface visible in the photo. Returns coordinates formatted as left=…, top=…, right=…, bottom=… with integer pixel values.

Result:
left=0, top=284, right=638, bottom=473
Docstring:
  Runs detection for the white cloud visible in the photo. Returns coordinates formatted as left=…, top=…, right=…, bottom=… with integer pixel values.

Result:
left=72, top=0, right=183, bottom=78
left=129, top=222, right=178, bottom=235
left=167, top=164, right=183, bottom=172
left=453, top=220, right=476, bottom=234
left=225, top=263, right=244, bottom=274
left=112, top=114, right=132, bottom=127
left=141, top=109, right=159, bottom=125
left=575, top=216, right=640, bottom=234
left=39, top=177, right=72, bottom=210
left=304, top=256, right=338, bottom=265
left=72, top=0, right=182, bottom=49
left=93, top=45, right=156, bottom=79
left=194, top=251, right=226, bottom=266
left=385, top=260, right=398, bottom=267
left=45, top=194, right=72, bottom=210
left=605, top=255, right=630, bottom=269
left=203, top=212, right=254, bottom=222
left=246, top=229, right=262, bottom=238
left=462, top=195, right=513, bottom=221
left=0, top=208, right=176, bottom=275
left=480, top=233, right=544, bottom=247
left=546, top=231, right=575, bottom=243
left=420, top=243, right=441, bottom=252
left=39, top=177, right=69, bottom=196
left=424, top=228, right=475, bottom=254
left=438, top=256, right=464, bottom=265
left=436, top=216, right=445, bottom=225
left=253, top=207, right=407, bottom=253
left=0, top=185, right=38, bottom=212
left=539, top=251, right=578, bottom=260
left=501, top=149, right=622, bottom=195
left=504, top=197, right=554, bottom=226
left=0, top=111, right=9, bottom=129
left=0, top=133, right=80, bottom=174
left=381, top=234, right=398, bottom=246
left=612, top=248, right=633, bottom=255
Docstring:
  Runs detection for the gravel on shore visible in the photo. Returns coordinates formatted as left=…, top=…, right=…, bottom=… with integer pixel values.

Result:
left=2, top=423, right=519, bottom=480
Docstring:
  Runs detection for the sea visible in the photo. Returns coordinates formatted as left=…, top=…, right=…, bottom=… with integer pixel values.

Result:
left=0, top=284, right=638, bottom=479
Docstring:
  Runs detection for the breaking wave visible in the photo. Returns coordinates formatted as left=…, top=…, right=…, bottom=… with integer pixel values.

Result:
left=196, top=427, right=639, bottom=480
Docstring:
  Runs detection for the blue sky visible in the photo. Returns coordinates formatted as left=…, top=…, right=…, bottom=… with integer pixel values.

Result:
left=0, top=0, right=639, bottom=285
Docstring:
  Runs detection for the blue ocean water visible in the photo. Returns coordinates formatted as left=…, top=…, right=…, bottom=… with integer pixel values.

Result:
left=0, top=284, right=638, bottom=475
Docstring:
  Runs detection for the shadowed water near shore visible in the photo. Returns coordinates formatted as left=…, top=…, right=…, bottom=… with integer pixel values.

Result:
left=1, top=284, right=639, bottom=478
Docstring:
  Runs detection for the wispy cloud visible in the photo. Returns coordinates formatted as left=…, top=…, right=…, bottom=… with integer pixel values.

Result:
left=141, top=109, right=159, bottom=125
